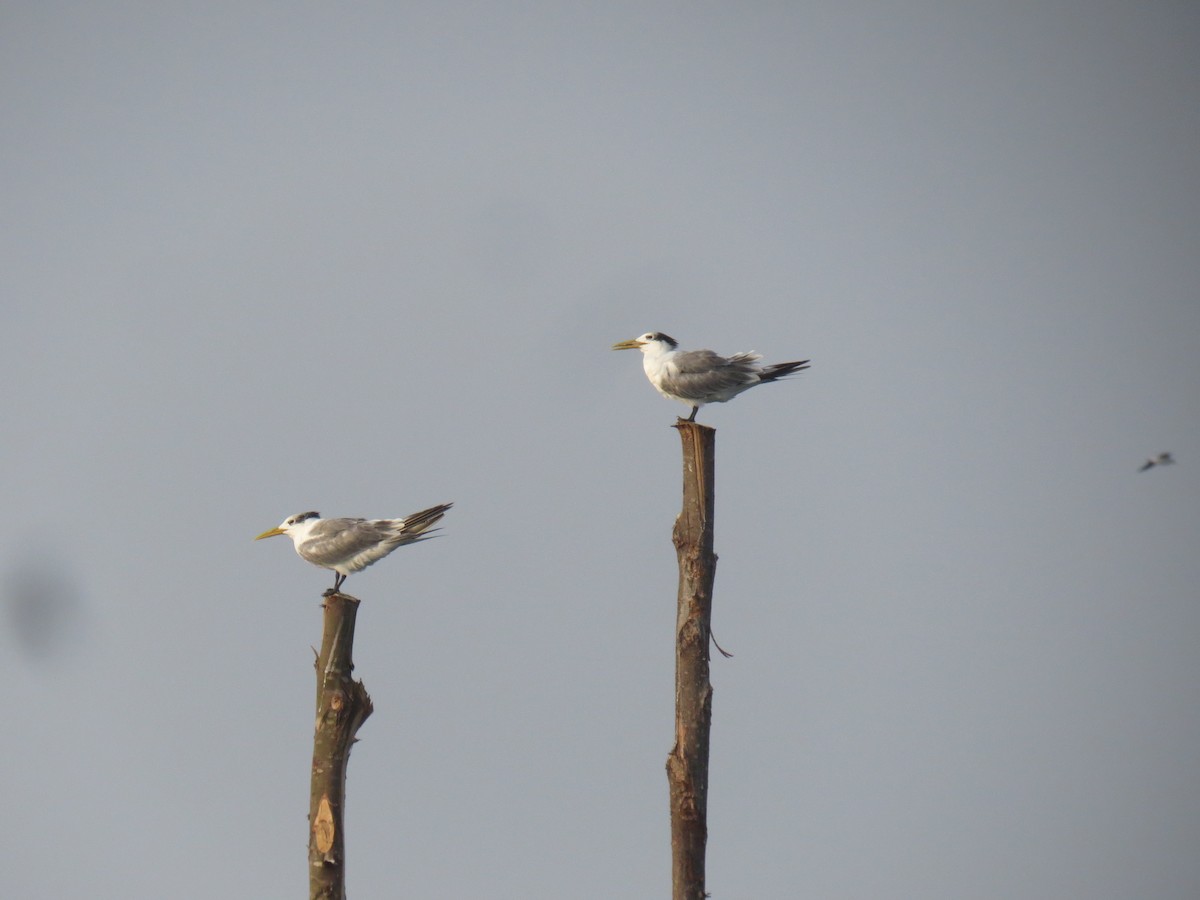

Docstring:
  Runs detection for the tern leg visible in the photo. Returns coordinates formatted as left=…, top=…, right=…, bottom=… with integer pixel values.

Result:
left=687, top=406, right=698, bottom=422
left=332, top=572, right=346, bottom=593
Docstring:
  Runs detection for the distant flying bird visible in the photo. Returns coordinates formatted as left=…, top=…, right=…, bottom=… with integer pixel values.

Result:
left=255, top=503, right=452, bottom=593
left=612, top=332, right=810, bottom=422
left=1138, top=452, right=1175, bottom=473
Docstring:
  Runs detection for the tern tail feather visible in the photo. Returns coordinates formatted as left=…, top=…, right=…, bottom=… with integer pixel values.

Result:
left=759, top=359, right=811, bottom=383
left=398, top=503, right=453, bottom=538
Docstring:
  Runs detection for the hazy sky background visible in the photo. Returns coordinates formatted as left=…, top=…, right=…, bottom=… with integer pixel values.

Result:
left=3, top=3, right=1199, bottom=898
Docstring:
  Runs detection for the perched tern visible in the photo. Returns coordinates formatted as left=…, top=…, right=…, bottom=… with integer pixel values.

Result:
left=1138, top=452, right=1175, bottom=473
left=612, top=332, right=810, bottom=421
left=255, top=503, right=451, bottom=593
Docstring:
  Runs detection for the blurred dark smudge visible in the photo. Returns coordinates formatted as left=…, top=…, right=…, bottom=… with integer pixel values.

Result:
left=4, top=555, right=85, bottom=658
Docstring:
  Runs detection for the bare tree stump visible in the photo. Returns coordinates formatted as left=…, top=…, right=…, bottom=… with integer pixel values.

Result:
left=667, top=420, right=717, bottom=900
left=309, top=591, right=374, bottom=900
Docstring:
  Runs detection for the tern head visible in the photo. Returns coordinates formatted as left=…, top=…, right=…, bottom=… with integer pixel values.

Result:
left=254, top=511, right=321, bottom=541
left=611, top=332, right=678, bottom=353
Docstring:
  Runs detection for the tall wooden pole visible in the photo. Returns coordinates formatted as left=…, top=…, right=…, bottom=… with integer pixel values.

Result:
left=309, top=591, right=374, bottom=900
left=667, top=420, right=717, bottom=900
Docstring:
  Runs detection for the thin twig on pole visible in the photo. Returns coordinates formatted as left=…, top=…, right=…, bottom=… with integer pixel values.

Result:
left=667, top=419, right=717, bottom=900
left=309, top=591, right=374, bottom=900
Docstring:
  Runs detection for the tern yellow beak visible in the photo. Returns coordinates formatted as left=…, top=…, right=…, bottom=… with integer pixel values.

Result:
left=611, top=338, right=646, bottom=351
left=254, top=526, right=286, bottom=540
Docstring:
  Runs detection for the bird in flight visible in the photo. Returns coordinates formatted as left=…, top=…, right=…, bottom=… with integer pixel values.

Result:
left=1138, top=452, right=1175, bottom=473
left=255, top=503, right=452, bottom=593
left=612, top=332, right=810, bottom=422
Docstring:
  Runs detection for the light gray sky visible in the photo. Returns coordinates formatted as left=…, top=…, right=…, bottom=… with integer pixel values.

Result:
left=3, top=3, right=1199, bottom=898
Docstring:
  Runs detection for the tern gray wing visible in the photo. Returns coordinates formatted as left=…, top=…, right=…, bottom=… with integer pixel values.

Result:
left=297, top=518, right=390, bottom=566
left=670, top=349, right=759, bottom=374
left=663, top=350, right=761, bottom=401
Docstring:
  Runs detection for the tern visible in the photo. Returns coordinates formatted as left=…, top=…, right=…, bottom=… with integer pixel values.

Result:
left=1138, top=452, right=1175, bottom=473
left=255, top=503, right=452, bottom=593
left=612, top=332, right=810, bottom=421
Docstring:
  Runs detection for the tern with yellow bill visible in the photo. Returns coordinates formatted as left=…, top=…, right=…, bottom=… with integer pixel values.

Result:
left=612, top=332, right=810, bottom=422
left=255, top=503, right=452, bottom=593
